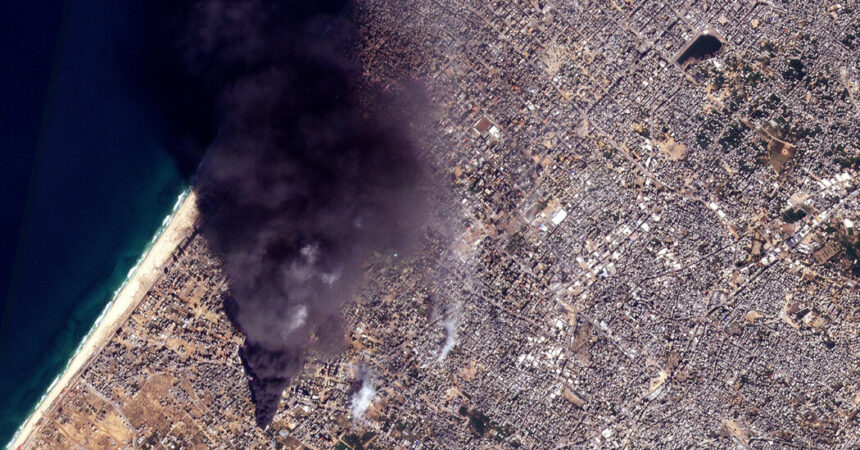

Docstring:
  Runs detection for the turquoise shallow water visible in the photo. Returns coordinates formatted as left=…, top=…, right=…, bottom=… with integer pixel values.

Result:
left=0, top=1, right=187, bottom=445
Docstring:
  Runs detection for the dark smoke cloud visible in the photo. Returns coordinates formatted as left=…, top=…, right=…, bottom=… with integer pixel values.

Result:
left=134, top=0, right=429, bottom=427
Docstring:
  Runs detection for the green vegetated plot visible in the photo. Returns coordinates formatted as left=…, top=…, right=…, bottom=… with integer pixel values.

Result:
left=841, top=20, right=860, bottom=49
left=693, top=113, right=722, bottom=152
left=781, top=208, right=807, bottom=224
left=782, top=57, right=807, bottom=82
left=718, top=120, right=747, bottom=151
left=335, top=431, right=376, bottom=450
left=837, top=230, right=860, bottom=277
left=714, top=119, right=766, bottom=175
left=751, top=93, right=782, bottom=121
left=833, top=143, right=860, bottom=170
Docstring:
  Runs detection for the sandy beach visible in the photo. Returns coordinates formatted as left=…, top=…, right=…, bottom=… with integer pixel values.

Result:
left=7, top=190, right=198, bottom=450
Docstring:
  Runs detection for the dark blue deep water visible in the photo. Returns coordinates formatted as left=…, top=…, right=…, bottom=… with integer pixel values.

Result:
left=0, top=1, right=187, bottom=444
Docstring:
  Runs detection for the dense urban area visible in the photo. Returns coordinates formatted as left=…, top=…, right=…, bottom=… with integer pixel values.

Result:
left=24, top=0, right=860, bottom=448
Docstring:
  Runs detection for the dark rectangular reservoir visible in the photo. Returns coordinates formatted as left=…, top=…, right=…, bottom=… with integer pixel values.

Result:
left=676, top=33, right=724, bottom=65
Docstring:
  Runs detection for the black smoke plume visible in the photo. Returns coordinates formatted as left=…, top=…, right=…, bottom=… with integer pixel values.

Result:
left=132, top=0, right=429, bottom=427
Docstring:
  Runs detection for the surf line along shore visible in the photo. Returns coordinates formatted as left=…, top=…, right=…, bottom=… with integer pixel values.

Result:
left=7, top=189, right=199, bottom=450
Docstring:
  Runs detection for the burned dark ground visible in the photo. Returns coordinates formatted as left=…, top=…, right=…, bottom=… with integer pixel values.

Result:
left=132, top=0, right=430, bottom=427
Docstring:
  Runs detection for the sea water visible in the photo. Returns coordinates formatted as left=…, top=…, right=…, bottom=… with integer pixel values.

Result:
left=0, top=1, right=188, bottom=444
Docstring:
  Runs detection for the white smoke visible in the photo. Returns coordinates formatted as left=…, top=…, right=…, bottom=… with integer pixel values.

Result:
left=285, top=305, right=307, bottom=334
left=437, top=301, right=461, bottom=362
left=351, top=375, right=376, bottom=420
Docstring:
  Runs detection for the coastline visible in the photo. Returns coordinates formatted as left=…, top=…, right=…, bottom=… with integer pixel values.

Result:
left=6, top=188, right=199, bottom=450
